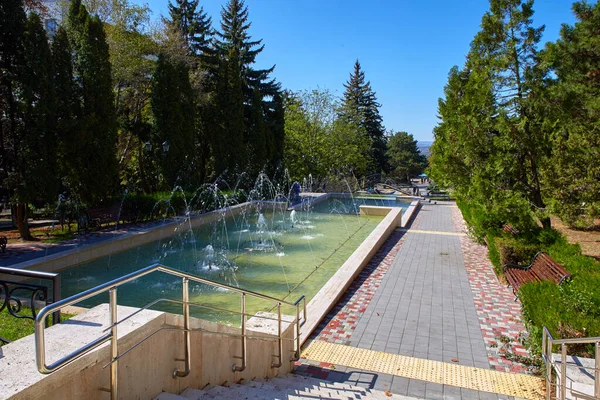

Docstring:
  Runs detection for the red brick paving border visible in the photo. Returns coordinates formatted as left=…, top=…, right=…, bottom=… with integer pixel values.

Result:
left=451, top=206, right=533, bottom=374
left=309, top=228, right=408, bottom=344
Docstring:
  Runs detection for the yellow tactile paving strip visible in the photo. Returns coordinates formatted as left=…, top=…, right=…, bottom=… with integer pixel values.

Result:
left=397, top=228, right=466, bottom=237
left=302, top=340, right=544, bottom=399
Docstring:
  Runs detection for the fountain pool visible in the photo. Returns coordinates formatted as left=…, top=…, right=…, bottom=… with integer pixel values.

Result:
left=44, top=196, right=410, bottom=324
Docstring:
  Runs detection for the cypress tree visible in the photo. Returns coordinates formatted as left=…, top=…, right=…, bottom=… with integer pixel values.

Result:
left=0, top=0, right=26, bottom=193
left=52, top=27, right=79, bottom=191
left=151, top=53, right=196, bottom=187
left=9, top=12, right=57, bottom=240
left=248, top=86, right=267, bottom=176
left=66, top=0, right=118, bottom=202
left=223, top=47, right=246, bottom=174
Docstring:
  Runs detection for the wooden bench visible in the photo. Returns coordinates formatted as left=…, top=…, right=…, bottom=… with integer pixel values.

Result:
left=0, top=236, right=6, bottom=253
left=78, top=205, right=135, bottom=233
left=503, top=252, right=571, bottom=297
left=502, top=223, right=520, bottom=235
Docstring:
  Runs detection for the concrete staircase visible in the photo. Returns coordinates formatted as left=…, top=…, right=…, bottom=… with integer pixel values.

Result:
left=152, top=373, right=415, bottom=399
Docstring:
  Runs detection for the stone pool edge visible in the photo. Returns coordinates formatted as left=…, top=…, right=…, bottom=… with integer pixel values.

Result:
left=299, top=198, right=419, bottom=345
left=4, top=201, right=286, bottom=276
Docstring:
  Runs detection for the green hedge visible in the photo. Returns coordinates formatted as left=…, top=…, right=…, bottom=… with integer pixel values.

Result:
left=457, top=200, right=600, bottom=357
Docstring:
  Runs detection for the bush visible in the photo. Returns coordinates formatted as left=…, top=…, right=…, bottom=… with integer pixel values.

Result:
left=495, top=237, right=539, bottom=267
left=456, top=200, right=600, bottom=357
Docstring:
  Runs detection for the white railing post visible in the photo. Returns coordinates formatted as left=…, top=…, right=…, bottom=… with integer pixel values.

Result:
left=561, top=343, right=567, bottom=400
left=233, top=293, right=246, bottom=372
left=109, top=288, right=118, bottom=400
left=272, top=302, right=282, bottom=368
left=595, top=341, right=600, bottom=399
left=174, top=277, right=190, bottom=378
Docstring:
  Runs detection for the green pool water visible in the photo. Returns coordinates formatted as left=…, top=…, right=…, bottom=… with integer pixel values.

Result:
left=52, top=197, right=408, bottom=324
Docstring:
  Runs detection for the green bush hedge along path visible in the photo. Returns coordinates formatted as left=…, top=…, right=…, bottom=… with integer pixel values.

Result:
left=457, top=200, right=600, bottom=358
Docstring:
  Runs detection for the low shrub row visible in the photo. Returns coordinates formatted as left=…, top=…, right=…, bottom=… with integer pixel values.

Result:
left=457, top=200, right=600, bottom=358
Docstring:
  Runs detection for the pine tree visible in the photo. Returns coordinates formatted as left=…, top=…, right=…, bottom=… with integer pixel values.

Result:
left=168, top=0, right=212, bottom=57
left=541, top=1, right=600, bottom=227
left=211, top=0, right=282, bottom=178
left=340, top=60, right=388, bottom=174
left=429, top=0, right=550, bottom=230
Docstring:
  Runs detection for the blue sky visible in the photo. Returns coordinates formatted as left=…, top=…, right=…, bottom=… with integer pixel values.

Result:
left=137, top=0, right=577, bottom=142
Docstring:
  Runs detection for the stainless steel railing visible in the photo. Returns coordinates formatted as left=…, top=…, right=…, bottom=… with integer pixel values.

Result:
left=542, top=327, right=600, bottom=400
left=34, top=263, right=307, bottom=400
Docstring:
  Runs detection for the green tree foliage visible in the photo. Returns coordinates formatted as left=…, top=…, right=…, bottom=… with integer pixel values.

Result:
left=429, top=0, right=550, bottom=230
left=168, top=0, right=212, bottom=57
left=67, top=0, right=118, bottom=202
left=248, top=86, right=267, bottom=176
left=284, top=89, right=369, bottom=183
left=0, top=8, right=58, bottom=239
left=541, top=1, right=600, bottom=227
left=0, top=0, right=27, bottom=207
left=386, top=131, right=426, bottom=181
left=210, top=0, right=282, bottom=177
left=340, top=60, right=388, bottom=174
left=151, top=53, right=197, bottom=187
left=52, top=27, right=79, bottom=189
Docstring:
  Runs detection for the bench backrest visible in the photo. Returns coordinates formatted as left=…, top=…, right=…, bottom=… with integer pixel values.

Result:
left=502, top=223, right=520, bottom=235
left=530, top=252, right=571, bottom=283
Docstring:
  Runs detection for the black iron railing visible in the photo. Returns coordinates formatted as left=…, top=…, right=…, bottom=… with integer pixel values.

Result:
left=0, top=267, right=61, bottom=344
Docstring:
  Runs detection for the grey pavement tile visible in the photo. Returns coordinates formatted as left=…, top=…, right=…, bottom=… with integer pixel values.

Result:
left=479, top=391, right=501, bottom=400
left=391, top=376, right=410, bottom=395
left=443, top=385, right=463, bottom=400
left=461, top=388, right=481, bottom=399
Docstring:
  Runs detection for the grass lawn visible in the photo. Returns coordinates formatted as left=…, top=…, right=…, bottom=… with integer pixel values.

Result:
left=0, top=307, right=73, bottom=345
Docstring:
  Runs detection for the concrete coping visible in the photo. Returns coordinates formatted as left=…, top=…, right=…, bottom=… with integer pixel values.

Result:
left=0, top=304, right=295, bottom=400
left=552, top=353, right=597, bottom=385
left=0, top=304, right=165, bottom=399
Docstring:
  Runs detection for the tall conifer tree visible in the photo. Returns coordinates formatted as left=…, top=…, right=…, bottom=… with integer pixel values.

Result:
left=67, top=0, right=118, bottom=202
left=168, top=0, right=212, bottom=57
left=340, top=60, right=388, bottom=174
left=151, top=53, right=197, bottom=187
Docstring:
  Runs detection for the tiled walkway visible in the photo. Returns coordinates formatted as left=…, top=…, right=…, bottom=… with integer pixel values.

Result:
left=451, top=207, right=531, bottom=374
left=297, top=202, right=537, bottom=399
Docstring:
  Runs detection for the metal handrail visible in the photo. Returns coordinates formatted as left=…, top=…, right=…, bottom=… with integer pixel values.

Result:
left=542, top=327, right=600, bottom=400
left=34, top=263, right=307, bottom=400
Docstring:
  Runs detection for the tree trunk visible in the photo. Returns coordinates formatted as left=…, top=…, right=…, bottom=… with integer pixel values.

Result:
left=16, top=203, right=34, bottom=241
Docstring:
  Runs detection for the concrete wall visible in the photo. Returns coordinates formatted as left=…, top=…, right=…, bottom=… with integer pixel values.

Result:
left=1, top=305, right=295, bottom=400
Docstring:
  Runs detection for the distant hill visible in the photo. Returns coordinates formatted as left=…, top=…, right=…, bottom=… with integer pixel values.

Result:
left=417, top=141, right=432, bottom=157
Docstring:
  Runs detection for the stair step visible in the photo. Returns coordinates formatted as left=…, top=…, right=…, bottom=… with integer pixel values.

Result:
left=157, top=375, right=418, bottom=400
left=179, top=386, right=210, bottom=400
left=152, top=392, right=187, bottom=400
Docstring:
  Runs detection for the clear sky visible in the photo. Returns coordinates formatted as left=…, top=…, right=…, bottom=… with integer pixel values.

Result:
left=135, top=0, right=578, bottom=142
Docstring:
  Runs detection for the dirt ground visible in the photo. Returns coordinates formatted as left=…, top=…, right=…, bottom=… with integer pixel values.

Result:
left=550, top=216, right=600, bottom=260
